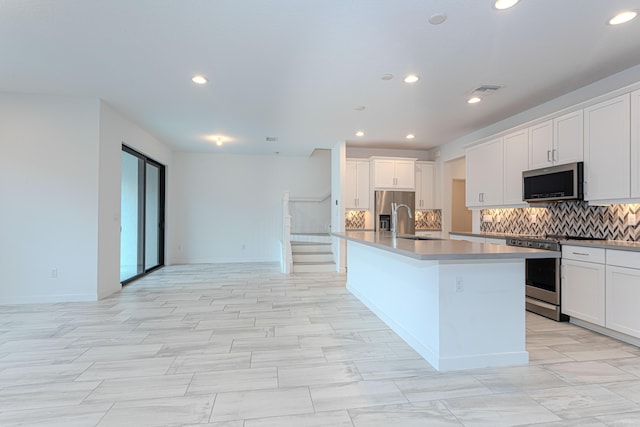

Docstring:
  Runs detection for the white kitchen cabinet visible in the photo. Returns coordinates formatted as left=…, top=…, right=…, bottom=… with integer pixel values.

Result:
left=605, top=249, right=640, bottom=339
left=371, top=157, right=416, bottom=190
left=529, top=120, right=554, bottom=169
left=503, top=129, right=529, bottom=206
left=529, top=111, right=583, bottom=170
left=584, top=93, right=631, bottom=202
left=561, top=246, right=606, bottom=326
left=631, top=89, right=640, bottom=198
left=466, top=137, right=504, bottom=207
left=415, top=161, right=435, bottom=210
left=345, top=159, right=370, bottom=210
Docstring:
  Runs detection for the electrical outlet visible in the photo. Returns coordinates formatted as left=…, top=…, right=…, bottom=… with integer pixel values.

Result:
left=455, top=277, right=464, bottom=292
left=50, top=268, right=58, bottom=279
left=483, top=214, right=493, bottom=223
left=495, top=214, right=501, bottom=223
left=530, top=213, right=537, bottom=223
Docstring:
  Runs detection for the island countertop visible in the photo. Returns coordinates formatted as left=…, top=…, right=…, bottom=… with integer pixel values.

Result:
left=333, top=231, right=559, bottom=261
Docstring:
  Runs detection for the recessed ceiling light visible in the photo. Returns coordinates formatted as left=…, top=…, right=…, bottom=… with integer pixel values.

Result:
left=354, top=106, right=366, bottom=111
left=404, top=74, right=420, bottom=84
left=192, top=75, right=207, bottom=84
left=608, top=10, right=638, bottom=25
left=468, top=96, right=482, bottom=104
left=428, top=13, right=447, bottom=25
left=355, top=131, right=364, bottom=137
left=381, top=74, right=394, bottom=81
left=494, top=0, right=519, bottom=10
left=406, top=134, right=415, bottom=139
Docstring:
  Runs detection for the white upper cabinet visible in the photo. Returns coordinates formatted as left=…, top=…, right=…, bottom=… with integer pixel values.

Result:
left=371, top=157, right=416, bottom=190
left=345, top=159, right=370, bottom=210
left=584, top=93, right=631, bottom=202
left=631, top=89, right=640, bottom=198
left=553, top=110, right=584, bottom=165
left=529, top=111, right=583, bottom=170
left=415, top=161, right=435, bottom=210
left=503, top=128, right=529, bottom=206
left=466, top=137, right=504, bottom=208
left=529, top=120, right=554, bottom=169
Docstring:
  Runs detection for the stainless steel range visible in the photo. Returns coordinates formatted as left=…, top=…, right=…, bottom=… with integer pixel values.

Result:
left=507, top=236, right=565, bottom=321
left=507, top=235, right=604, bottom=321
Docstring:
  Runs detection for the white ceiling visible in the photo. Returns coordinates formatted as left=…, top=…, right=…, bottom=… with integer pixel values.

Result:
left=2, top=0, right=640, bottom=156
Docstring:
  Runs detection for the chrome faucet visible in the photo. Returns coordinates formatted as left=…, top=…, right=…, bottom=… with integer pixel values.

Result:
left=391, top=202, right=413, bottom=237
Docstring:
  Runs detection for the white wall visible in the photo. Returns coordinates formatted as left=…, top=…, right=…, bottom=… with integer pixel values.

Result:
left=0, top=93, right=101, bottom=303
left=169, top=149, right=330, bottom=264
left=0, top=93, right=172, bottom=303
left=97, top=101, right=172, bottom=298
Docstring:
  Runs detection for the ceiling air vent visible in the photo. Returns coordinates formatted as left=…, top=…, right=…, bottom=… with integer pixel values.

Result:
left=471, top=84, right=503, bottom=97
left=265, top=136, right=278, bottom=143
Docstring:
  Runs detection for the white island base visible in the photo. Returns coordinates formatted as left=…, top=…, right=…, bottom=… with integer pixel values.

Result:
left=347, top=241, right=528, bottom=371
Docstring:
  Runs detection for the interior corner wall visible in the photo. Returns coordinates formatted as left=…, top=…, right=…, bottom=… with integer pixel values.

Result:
left=97, top=101, right=172, bottom=299
left=331, top=141, right=346, bottom=273
left=168, top=150, right=330, bottom=264
left=0, top=93, right=101, bottom=303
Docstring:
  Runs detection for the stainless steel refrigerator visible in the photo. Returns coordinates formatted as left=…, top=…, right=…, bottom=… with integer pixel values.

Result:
left=375, top=190, right=415, bottom=234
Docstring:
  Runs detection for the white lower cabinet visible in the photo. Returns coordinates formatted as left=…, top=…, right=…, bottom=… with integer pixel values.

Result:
left=605, top=250, right=640, bottom=338
left=561, top=246, right=606, bottom=327
left=562, top=246, right=640, bottom=341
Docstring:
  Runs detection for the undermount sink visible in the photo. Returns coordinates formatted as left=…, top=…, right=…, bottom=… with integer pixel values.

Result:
left=399, top=236, right=442, bottom=241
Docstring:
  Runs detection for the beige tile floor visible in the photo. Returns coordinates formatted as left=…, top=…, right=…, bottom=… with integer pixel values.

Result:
left=1, top=263, right=640, bottom=426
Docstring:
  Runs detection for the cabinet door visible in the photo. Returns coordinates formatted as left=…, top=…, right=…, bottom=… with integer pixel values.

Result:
left=529, top=120, right=553, bottom=169
left=373, top=159, right=396, bottom=188
left=554, top=110, right=583, bottom=165
left=394, top=160, right=416, bottom=190
left=479, top=138, right=504, bottom=206
left=503, top=129, right=529, bottom=205
left=584, top=94, right=631, bottom=201
left=416, top=162, right=434, bottom=210
left=465, top=145, right=484, bottom=207
left=632, top=89, right=640, bottom=198
left=355, top=161, right=370, bottom=209
left=606, top=265, right=640, bottom=338
left=561, top=259, right=605, bottom=326
left=466, top=138, right=503, bottom=207
left=345, top=160, right=358, bottom=209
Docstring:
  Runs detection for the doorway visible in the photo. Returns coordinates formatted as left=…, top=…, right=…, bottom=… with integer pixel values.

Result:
left=120, top=146, right=165, bottom=284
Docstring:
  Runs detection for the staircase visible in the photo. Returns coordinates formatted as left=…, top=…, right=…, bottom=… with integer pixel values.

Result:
left=291, top=234, right=336, bottom=273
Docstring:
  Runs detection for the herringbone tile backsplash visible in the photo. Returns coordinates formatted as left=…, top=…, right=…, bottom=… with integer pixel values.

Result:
left=481, top=202, right=640, bottom=241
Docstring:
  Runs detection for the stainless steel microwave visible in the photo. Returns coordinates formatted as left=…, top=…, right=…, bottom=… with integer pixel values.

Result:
left=522, top=162, right=583, bottom=203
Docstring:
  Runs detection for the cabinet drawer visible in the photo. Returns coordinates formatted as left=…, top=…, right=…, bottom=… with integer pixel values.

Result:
left=562, top=245, right=605, bottom=263
left=606, top=249, right=640, bottom=269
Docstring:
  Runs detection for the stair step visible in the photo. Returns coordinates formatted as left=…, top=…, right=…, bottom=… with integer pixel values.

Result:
left=293, top=261, right=336, bottom=273
left=291, top=242, right=332, bottom=253
left=292, top=252, right=334, bottom=263
left=291, top=233, right=332, bottom=244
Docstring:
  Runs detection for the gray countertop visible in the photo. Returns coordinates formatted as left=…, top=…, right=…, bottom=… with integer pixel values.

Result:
left=449, top=231, right=640, bottom=252
left=333, top=231, right=559, bottom=261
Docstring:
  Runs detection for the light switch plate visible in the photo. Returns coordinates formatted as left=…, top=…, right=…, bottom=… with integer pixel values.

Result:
left=483, top=214, right=493, bottom=223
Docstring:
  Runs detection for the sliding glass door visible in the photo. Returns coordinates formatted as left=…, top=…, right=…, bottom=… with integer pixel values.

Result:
left=120, top=146, right=165, bottom=283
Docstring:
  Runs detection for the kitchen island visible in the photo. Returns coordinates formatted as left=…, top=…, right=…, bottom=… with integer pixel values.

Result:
left=334, top=231, right=560, bottom=371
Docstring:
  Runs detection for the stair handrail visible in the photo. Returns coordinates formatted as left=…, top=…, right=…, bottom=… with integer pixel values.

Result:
left=281, top=191, right=293, bottom=274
